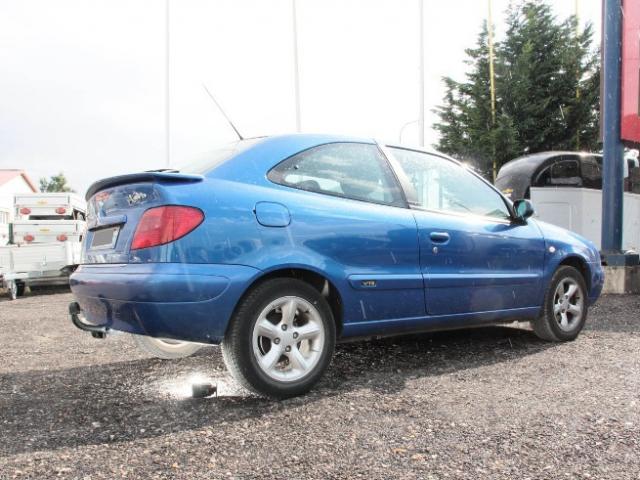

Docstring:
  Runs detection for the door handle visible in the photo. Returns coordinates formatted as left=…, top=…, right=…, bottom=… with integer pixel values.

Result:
left=429, top=231, right=450, bottom=243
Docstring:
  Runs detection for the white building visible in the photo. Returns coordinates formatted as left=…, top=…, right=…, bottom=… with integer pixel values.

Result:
left=0, top=170, right=38, bottom=245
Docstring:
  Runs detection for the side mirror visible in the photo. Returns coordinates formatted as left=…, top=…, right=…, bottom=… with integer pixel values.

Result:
left=513, top=199, right=535, bottom=221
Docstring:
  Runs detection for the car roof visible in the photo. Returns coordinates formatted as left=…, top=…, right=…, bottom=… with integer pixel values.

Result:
left=209, top=133, right=464, bottom=184
left=209, top=133, right=376, bottom=182
left=497, top=151, right=602, bottom=178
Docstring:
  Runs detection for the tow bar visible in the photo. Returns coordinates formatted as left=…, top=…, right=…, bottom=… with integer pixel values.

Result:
left=69, top=302, right=109, bottom=339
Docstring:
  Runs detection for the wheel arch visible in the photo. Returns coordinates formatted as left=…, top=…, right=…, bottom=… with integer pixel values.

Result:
left=227, top=266, right=344, bottom=337
left=558, top=255, right=591, bottom=291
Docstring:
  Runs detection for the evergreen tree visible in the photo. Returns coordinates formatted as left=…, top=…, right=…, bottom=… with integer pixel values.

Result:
left=433, top=0, right=600, bottom=179
left=434, top=23, right=510, bottom=178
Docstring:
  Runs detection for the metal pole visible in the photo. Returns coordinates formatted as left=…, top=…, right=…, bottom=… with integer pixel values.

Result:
left=487, top=0, right=497, bottom=181
left=601, top=0, right=624, bottom=256
left=165, top=0, right=171, bottom=167
left=418, top=0, right=425, bottom=147
left=575, top=0, right=581, bottom=150
left=292, top=0, right=301, bottom=132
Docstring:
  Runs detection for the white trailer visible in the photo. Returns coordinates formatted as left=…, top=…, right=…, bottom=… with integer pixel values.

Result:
left=531, top=186, right=640, bottom=251
left=0, top=207, right=9, bottom=246
left=11, top=219, right=85, bottom=244
left=0, top=241, right=82, bottom=300
left=14, top=192, right=85, bottom=220
left=0, top=192, right=87, bottom=299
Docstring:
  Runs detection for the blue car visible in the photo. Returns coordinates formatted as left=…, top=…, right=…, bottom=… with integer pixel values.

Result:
left=70, top=134, right=604, bottom=398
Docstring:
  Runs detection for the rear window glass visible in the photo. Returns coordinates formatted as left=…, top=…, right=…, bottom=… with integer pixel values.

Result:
left=176, top=138, right=262, bottom=175
left=268, top=143, right=405, bottom=207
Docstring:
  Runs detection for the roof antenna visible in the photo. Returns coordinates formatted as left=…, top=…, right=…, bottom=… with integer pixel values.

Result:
left=202, top=83, right=243, bottom=140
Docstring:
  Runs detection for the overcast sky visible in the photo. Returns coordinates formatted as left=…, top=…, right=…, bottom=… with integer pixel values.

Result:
left=0, top=0, right=602, bottom=194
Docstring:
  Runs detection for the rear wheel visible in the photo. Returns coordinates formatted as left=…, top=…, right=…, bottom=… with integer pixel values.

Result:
left=133, top=335, right=203, bottom=359
left=221, top=278, right=336, bottom=398
left=533, top=266, right=588, bottom=342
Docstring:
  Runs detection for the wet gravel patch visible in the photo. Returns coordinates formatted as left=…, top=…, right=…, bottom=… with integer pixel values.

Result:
left=0, top=292, right=638, bottom=479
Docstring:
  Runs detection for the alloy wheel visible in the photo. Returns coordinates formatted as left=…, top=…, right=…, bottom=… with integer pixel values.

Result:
left=553, top=277, right=584, bottom=332
left=252, top=296, right=325, bottom=382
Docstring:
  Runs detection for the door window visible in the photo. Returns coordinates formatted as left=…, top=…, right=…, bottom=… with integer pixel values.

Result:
left=268, top=143, right=404, bottom=207
left=550, top=160, right=581, bottom=186
left=581, top=156, right=602, bottom=189
left=389, top=148, right=511, bottom=221
left=534, top=158, right=583, bottom=187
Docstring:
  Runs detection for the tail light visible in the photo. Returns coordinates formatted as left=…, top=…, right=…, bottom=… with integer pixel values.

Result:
left=131, top=206, right=204, bottom=250
left=55, top=207, right=67, bottom=214
left=19, top=207, right=31, bottom=215
left=57, top=234, right=68, bottom=242
left=23, top=234, right=34, bottom=243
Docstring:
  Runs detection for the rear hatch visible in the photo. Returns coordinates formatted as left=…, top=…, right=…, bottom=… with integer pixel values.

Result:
left=83, top=172, right=202, bottom=264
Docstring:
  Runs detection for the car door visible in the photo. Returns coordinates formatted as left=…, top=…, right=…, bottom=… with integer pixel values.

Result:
left=386, top=147, right=546, bottom=316
left=266, top=142, right=425, bottom=324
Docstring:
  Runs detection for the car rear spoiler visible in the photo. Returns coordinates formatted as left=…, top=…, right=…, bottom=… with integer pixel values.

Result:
left=85, top=172, right=204, bottom=200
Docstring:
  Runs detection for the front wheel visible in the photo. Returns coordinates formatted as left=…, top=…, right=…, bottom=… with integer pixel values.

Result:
left=533, top=265, right=588, bottom=342
left=221, top=278, right=336, bottom=398
left=133, top=335, right=203, bottom=359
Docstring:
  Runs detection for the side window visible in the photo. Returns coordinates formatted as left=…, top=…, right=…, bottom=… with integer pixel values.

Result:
left=581, top=156, right=602, bottom=189
left=533, top=165, right=551, bottom=187
left=550, top=159, right=582, bottom=186
left=389, top=148, right=511, bottom=221
left=268, top=143, right=404, bottom=207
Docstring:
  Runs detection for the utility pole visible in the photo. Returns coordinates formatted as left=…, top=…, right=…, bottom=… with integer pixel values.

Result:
left=418, top=0, right=425, bottom=146
left=487, top=0, right=497, bottom=181
left=165, top=0, right=171, bottom=167
left=292, top=0, right=302, bottom=132
left=600, top=0, right=627, bottom=264
left=575, top=0, right=581, bottom=150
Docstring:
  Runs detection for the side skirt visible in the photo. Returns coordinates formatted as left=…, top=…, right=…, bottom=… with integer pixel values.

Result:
left=340, top=306, right=541, bottom=341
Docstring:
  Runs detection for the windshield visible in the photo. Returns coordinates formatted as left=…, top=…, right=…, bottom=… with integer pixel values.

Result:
left=175, top=138, right=262, bottom=175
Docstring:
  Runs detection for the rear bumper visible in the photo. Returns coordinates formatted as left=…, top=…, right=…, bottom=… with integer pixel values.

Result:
left=69, top=263, right=261, bottom=343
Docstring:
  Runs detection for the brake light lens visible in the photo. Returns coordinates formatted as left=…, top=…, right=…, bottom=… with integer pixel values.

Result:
left=57, top=234, right=68, bottom=242
left=19, top=207, right=31, bottom=215
left=131, top=206, right=204, bottom=250
left=23, top=234, right=34, bottom=243
left=55, top=207, right=67, bottom=214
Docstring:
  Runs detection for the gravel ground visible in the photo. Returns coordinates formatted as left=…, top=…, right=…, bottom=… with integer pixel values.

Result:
left=0, top=290, right=639, bottom=479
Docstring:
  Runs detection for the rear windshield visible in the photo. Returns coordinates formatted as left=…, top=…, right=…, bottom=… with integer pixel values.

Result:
left=176, top=138, right=262, bottom=175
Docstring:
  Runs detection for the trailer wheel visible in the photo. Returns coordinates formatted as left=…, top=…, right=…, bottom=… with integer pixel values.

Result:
left=8, top=281, right=26, bottom=300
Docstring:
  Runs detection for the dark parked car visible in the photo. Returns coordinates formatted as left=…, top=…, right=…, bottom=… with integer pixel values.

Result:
left=495, top=152, right=604, bottom=200
left=496, top=151, right=640, bottom=200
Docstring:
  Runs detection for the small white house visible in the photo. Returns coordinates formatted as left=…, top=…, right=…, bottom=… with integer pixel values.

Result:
left=0, top=170, right=38, bottom=245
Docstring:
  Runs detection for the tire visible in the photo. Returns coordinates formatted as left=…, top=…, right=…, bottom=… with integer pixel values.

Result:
left=7, top=281, right=24, bottom=300
left=532, top=265, right=588, bottom=342
left=221, top=278, right=336, bottom=398
left=133, top=335, right=203, bottom=359
left=7, top=281, right=18, bottom=301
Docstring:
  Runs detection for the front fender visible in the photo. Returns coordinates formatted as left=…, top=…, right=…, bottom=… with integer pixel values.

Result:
left=532, top=219, right=604, bottom=303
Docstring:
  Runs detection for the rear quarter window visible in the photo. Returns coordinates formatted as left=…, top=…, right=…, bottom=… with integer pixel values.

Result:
left=268, top=142, right=405, bottom=207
